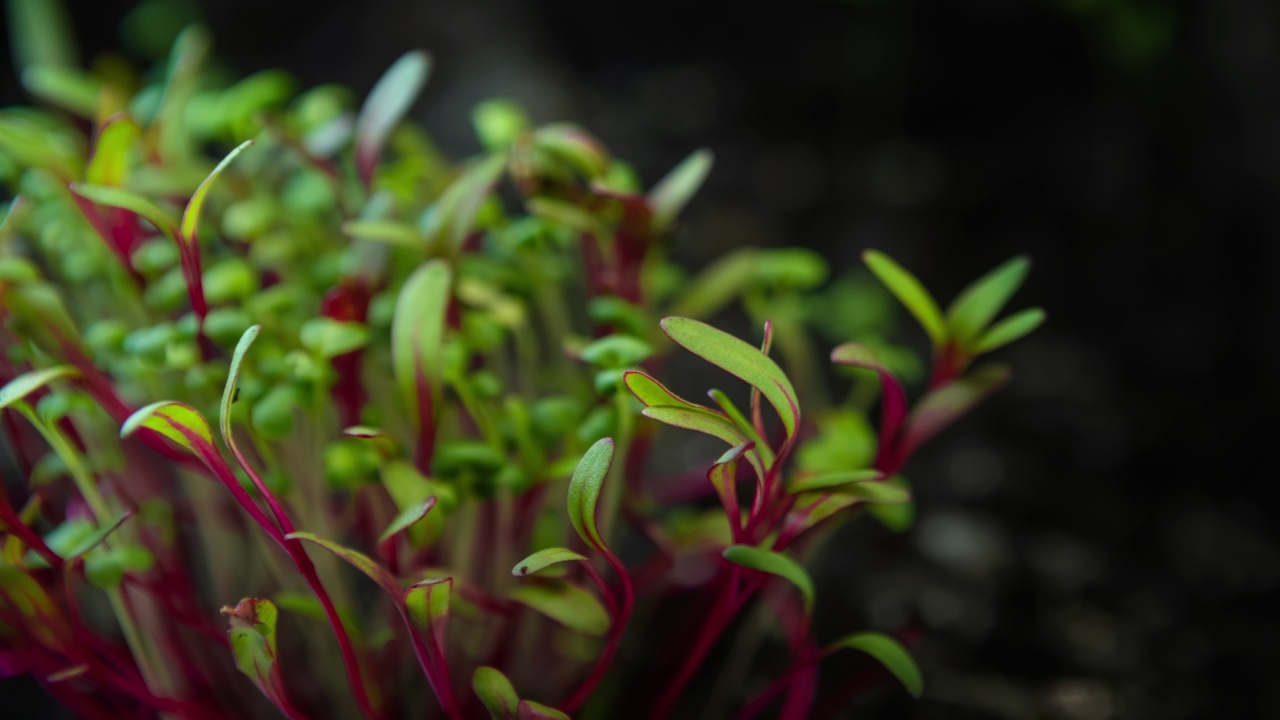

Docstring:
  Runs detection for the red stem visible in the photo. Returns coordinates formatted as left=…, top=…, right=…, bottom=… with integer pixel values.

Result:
left=557, top=550, right=634, bottom=713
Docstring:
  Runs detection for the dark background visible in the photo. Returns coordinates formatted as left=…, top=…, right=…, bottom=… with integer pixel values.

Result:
left=3, top=0, right=1278, bottom=717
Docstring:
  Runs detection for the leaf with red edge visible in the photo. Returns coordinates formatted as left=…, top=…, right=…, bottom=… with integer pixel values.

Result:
left=222, top=598, right=304, bottom=718
left=509, top=580, right=609, bottom=636
left=831, top=342, right=908, bottom=459
left=378, top=497, right=437, bottom=544
left=0, top=366, right=79, bottom=411
left=899, top=364, right=1010, bottom=458
left=182, top=139, right=254, bottom=247
left=355, top=50, right=431, bottom=185
left=566, top=437, right=614, bottom=554
left=285, top=531, right=401, bottom=598
left=405, top=577, right=452, bottom=649
left=518, top=700, right=571, bottom=720
left=120, top=400, right=215, bottom=457
left=473, top=666, right=519, bottom=719
left=661, top=317, right=799, bottom=442
left=708, top=444, right=750, bottom=534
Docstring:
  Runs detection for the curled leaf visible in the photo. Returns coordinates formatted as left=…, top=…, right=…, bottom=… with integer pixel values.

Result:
left=512, top=547, right=588, bottom=577
left=182, top=139, right=255, bottom=246
left=827, top=632, right=923, bottom=698
left=222, top=598, right=303, bottom=717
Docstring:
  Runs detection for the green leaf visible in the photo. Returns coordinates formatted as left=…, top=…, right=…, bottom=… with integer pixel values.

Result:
left=220, top=325, right=259, bottom=447
left=341, top=219, right=423, bottom=249
left=0, top=367, right=79, bottom=411
left=946, top=255, right=1030, bottom=346
left=512, top=547, right=588, bottom=577
left=86, top=115, right=140, bottom=187
left=120, top=401, right=215, bottom=457
left=869, top=476, right=916, bottom=532
left=378, top=497, right=437, bottom=544
left=623, top=369, right=706, bottom=411
left=472, top=99, right=531, bottom=151
left=862, top=250, right=947, bottom=347
left=641, top=406, right=749, bottom=450
left=517, top=700, right=571, bottom=720
left=404, top=577, right=451, bottom=646
left=787, top=469, right=883, bottom=494
left=827, top=632, right=923, bottom=698
left=509, top=580, right=610, bottom=636
left=838, top=479, right=911, bottom=505
left=355, top=50, right=431, bottom=184
left=722, top=545, right=815, bottom=615
left=286, top=531, right=401, bottom=598
left=566, top=437, right=614, bottom=553
left=527, top=197, right=608, bottom=238
left=393, top=260, right=451, bottom=428
left=69, top=184, right=178, bottom=240
left=660, top=317, right=799, bottom=441
left=533, top=123, right=608, bottom=179
left=975, top=307, right=1045, bottom=354
left=22, top=65, right=102, bottom=118
left=580, top=334, right=653, bottom=368
left=667, top=248, right=759, bottom=319
left=300, top=317, right=370, bottom=358
left=472, top=666, right=519, bottom=720
left=708, top=388, right=773, bottom=465
left=181, top=139, right=255, bottom=246
left=901, top=364, right=1010, bottom=457
left=223, top=598, right=299, bottom=714
left=648, top=148, right=713, bottom=232
left=423, top=153, right=506, bottom=252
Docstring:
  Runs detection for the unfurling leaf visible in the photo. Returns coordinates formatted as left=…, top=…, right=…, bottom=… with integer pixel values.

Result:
left=473, top=666, right=520, bottom=719
left=222, top=598, right=303, bottom=717
left=722, top=545, right=815, bottom=615
left=509, top=580, right=610, bottom=636
left=512, top=547, right=588, bottom=577
left=827, top=632, right=923, bottom=698
left=566, top=437, right=614, bottom=554
left=862, top=250, right=947, bottom=348
left=660, top=317, right=799, bottom=441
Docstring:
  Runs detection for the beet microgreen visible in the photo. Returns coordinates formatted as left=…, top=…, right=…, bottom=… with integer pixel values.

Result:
left=0, top=16, right=1042, bottom=719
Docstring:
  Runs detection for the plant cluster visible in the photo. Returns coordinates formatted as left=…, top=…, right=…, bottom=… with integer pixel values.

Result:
left=0, top=16, right=1043, bottom=720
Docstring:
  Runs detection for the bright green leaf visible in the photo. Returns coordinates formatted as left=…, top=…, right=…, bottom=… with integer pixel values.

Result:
left=580, top=334, right=653, bottom=368
left=512, top=547, right=588, bottom=577
left=723, top=545, right=815, bottom=615
left=975, top=307, right=1045, bottom=354
left=120, top=400, right=214, bottom=457
left=863, top=250, right=947, bottom=347
left=787, top=469, right=883, bottom=494
left=181, top=139, right=254, bottom=245
left=86, top=115, right=140, bottom=187
left=509, top=580, right=610, bottom=636
left=827, top=632, right=923, bottom=698
left=946, top=255, right=1030, bottom=346
left=378, top=497, right=437, bottom=544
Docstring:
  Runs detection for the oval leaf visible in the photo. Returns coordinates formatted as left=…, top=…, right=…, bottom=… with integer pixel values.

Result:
left=827, top=632, right=923, bottom=698
left=512, top=547, right=588, bottom=577
left=862, top=250, right=947, bottom=348
left=509, top=581, right=609, bottom=637
left=660, top=317, right=799, bottom=441
left=975, top=307, right=1045, bottom=354
left=722, top=545, right=815, bottom=615
left=473, top=666, right=519, bottom=720
left=567, top=437, right=614, bottom=553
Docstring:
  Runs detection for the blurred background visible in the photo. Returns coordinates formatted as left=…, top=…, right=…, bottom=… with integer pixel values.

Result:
left=3, top=0, right=1277, bottom=717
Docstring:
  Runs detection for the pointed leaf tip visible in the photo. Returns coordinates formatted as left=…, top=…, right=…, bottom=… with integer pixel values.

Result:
left=723, top=545, right=815, bottom=615
left=512, top=547, right=587, bottom=577
left=121, top=401, right=215, bottom=457
left=828, top=632, right=923, bottom=698
left=567, top=437, right=614, bottom=553
left=862, top=250, right=947, bottom=348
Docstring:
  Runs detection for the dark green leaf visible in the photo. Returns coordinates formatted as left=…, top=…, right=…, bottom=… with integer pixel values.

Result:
left=862, top=250, right=947, bottom=347
left=722, top=545, right=815, bottom=614
left=827, top=632, right=923, bottom=698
